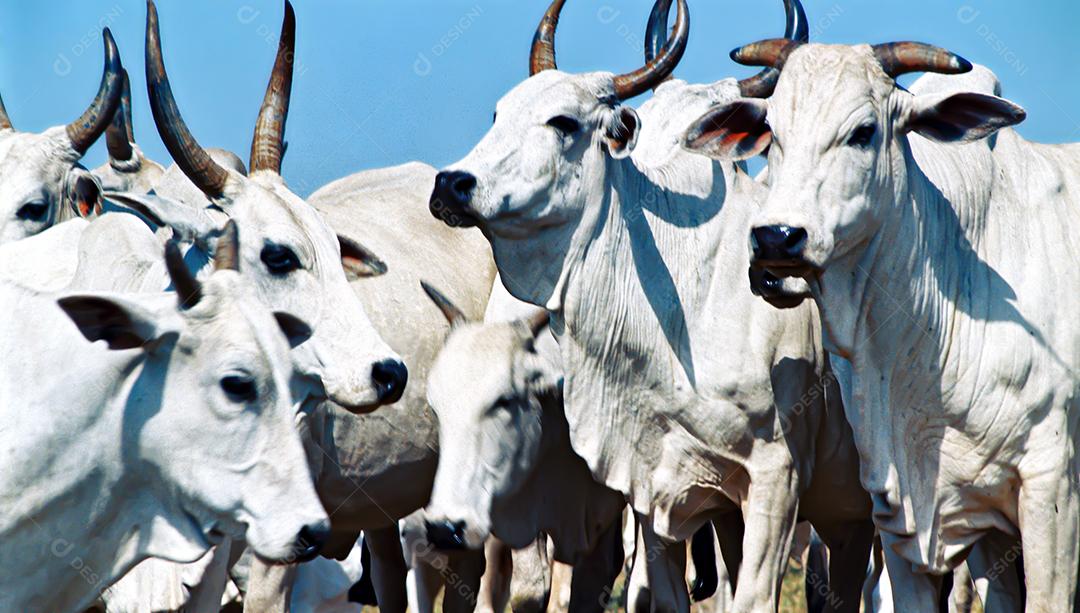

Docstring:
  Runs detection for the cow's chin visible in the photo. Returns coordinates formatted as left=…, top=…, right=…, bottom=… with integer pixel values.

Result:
left=178, top=498, right=240, bottom=555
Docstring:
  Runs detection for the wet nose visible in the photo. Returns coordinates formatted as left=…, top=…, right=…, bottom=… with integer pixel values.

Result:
left=291, top=522, right=330, bottom=563
left=430, top=171, right=478, bottom=226
left=424, top=519, right=467, bottom=550
left=750, top=225, right=807, bottom=262
left=372, top=359, right=408, bottom=405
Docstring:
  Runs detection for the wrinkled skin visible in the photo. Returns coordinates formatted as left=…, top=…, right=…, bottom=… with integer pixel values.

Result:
left=689, top=44, right=1077, bottom=610
left=435, top=68, right=872, bottom=613
left=0, top=265, right=326, bottom=613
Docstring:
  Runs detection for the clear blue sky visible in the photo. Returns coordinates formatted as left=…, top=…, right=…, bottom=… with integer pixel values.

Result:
left=3, top=1, right=1077, bottom=196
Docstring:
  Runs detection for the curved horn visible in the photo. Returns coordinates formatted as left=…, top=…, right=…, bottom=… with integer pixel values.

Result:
left=872, top=42, right=973, bottom=79
left=525, top=309, right=550, bottom=338
left=736, top=0, right=809, bottom=98
left=250, top=0, right=295, bottom=174
left=0, top=93, right=12, bottom=131
left=644, top=0, right=672, bottom=64
left=105, top=69, right=135, bottom=162
left=145, top=0, right=229, bottom=199
left=613, top=0, right=688, bottom=100
left=165, top=240, right=202, bottom=309
left=529, top=0, right=566, bottom=75
left=420, top=280, right=468, bottom=328
left=214, top=220, right=241, bottom=272
left=67, top=28, right=124, bottom=154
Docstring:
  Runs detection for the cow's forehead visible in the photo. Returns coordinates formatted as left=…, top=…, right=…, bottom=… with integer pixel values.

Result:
left=771, top=44, right=895, bottom=128
left=190, top=271, right=292, bottom=371
left=496, top=70, right=616, bottom=119
left=431, top=324, right=523, bottom=407
left=230, top=176, right=329, bottom=253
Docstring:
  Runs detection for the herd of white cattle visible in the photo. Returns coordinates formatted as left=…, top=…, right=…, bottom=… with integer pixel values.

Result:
left=1, top=0, right=1075, bottom=611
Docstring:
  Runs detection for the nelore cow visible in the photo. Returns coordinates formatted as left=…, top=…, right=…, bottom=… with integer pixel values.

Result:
left=681, top=35, right=1076, bottom=609
left=0, top=225, right=328, bottom=613
left=429, top=0, right=872, bottom=611
left=0, top=29, right=122, bottom=243
left=420, top=281, right=627, bottom=612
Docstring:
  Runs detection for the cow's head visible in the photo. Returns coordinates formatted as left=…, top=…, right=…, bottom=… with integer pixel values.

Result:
left=430, top=0, right=688, bottom=304
left=93, top=68, right=166, bottom=195
left=0, top=29, right=123, bottom=244
left=420, top=282, right=558, bottom=550
left=59, top=222, right=328, bottom=562
left=130, top=0, right=406, bottom=413
left=683, top=41, right=1025, bottom=278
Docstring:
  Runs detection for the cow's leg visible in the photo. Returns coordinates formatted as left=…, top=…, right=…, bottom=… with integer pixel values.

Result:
left=638, top=513, right=690, bottom=613
left=242, top=557, right=297, bottom=613
left=476, top=538, right=513, bottom=613
left=712, top=512, right=744, bottom=594
left=963, top=532, right=1022, bottom=612
left=407, top=560, right=444, bottom=613
left=626, top=516, right=652, bottom=613
left=878, top=531, right=942, bottom=612
left=688, top=523, right=718, bottom=602
left=510, top=537, right=553, bottom=613
left=1017, top=475, right=1079, bottom=612
left=185, top=540, right=235, bottom=613
left=567, top=516, right=623, bottom=613
left=441, top=549, right=486, bottom=613
left=728, top=468, right=799, bottom=613
left=813, top=519, right=873, bottom=613
left=366, top=524, right=409, bottom=613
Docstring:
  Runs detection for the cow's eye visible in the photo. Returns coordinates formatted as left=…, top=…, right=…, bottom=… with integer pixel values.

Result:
left=221, top=375, right=257, bottom=403
left=16, top=201, right=48, bottom=222
left=847, top=124, right=876, bottom=148
left=546, top=115, right=581, bottom=135
left=492, top=111, right=498, bottom=124
left=261, top=244, right=301, bottom=275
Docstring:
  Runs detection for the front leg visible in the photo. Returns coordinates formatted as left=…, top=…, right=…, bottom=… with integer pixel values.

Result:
left=1017, top=473, right=1079, bottom=612
left=729, top=466, right=800, bottom=613
left=568, top=516, right=624, bottom=613
left=639, top=512, right=690, bottom=613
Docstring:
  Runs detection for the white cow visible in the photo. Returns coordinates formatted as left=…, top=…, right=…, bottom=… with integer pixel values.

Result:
left=418, top=280, right=627, bottom=612
left=0, top=28, right=123, bottom=243
left=429, top=1, right=872, bottom=611
left=683, top=37, right=1075, bottom=609
left=0, top=225, right=328, bottom=613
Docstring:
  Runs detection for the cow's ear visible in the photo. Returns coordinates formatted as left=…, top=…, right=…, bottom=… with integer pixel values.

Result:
left=64, top=167, right=103, bottom=219
left=104, top=191, right=226, bottom=249
left=339, top=234, right=387, bottom=281
left=905, top=92, right=1026, bottom=143
left=273, top=312, right=313, bottom=349
left=604, top=106, right=641, bottom=159
left=57, top=294, right=172, bottom=351
left=683, top=99, right=772, bottom=161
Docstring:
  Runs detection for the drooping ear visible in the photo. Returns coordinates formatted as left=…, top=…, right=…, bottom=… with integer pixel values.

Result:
left=273, top=312, right=313, bottom=349
left=57, top=294, right=169, bottom=351
left=339, top=234, right=387, bottom=281
left=64, top=167, right=104, bottom=219
left=103, top=191, right=224, bottom=247
left=904, top=92, right=1026, bottom=143
left=604, top=106, right=641, bottom=159
left=683, top=99, right=772, bottom=161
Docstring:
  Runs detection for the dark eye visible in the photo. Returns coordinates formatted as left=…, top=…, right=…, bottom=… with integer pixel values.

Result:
left=261, top=244, right=301, bottom=275
left=221, top=375, right=257, bottom=403
left=847, top=124, right=876, bottom=148
left=546, top=115, right=580, bottom=135
left=16, top=201, right=48, bottom=221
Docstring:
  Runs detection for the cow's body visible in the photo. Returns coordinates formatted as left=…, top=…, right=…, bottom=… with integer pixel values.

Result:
left=694, top=40, right=1073, bottom=608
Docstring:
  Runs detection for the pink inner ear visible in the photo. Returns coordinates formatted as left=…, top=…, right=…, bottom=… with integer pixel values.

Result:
left=687, top=101, right=771, bottom=161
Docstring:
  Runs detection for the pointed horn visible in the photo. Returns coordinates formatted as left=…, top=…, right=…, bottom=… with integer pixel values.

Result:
left=250, top=0, right=295, bottom=174
left=214, top=220, right=240, bottom=272
left=529, top=0, right=566, bottom=75
left=165, top=240, right=202, bottom=309
left=613, top=0, right=688, bottom=100
left=67, top=28, right=124, bottom=154
left=872, top=42, right=973, bottom=79
left=735, top=0, right=809, bottom=99
left=105, top=69, right=135, bottom=163
left=644, top=0, right=672, bottom=64
left=145, top=0, right=229, bottom=199
left=420, top=280, right=468, bottom=328
left=0, top=92, right=12, bottom=131
left=731, top=38, right=804, bottom=98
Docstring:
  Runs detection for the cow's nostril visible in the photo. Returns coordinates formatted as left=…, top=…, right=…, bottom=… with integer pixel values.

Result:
left=451, top=174, right=476, bottom=199
left=424, top=519, right=468, bottom=550
left=292, top=522, right=329, bottom=563
left=751, top=225, right=808, bottom=261
left=783, top=227, right=808, bottom=252
left=372, top=359, right=408, bottom=405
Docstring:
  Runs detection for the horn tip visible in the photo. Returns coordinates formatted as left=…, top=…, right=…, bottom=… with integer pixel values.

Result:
left=953, top=55, right=974, bottom=73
